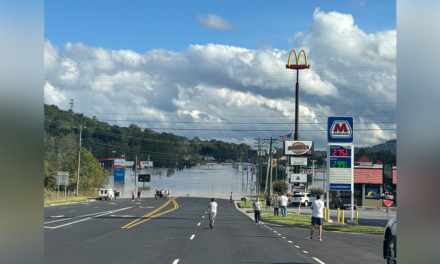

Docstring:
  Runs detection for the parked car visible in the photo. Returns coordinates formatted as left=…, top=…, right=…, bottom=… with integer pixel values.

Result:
left=332, top=193, right=357, bottom=209
left=383, top=217, right=396, bottom=263
left=291, top=192, right=316, bottom=207
left=98, top=188, right=115, bottom=200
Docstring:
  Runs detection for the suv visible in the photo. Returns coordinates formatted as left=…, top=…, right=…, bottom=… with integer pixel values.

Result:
left=383, top=217, right=396, bottom=263
left=332, top=193, right=357, bottom=209
left=291, top=192, right=316, bottom=207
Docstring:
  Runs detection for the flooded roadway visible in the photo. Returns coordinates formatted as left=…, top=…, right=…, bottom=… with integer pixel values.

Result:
left=105, top=162, right=258, bottom=199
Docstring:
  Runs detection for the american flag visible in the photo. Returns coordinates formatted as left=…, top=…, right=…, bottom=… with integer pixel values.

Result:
left=279, top=133, right=292, bottom=142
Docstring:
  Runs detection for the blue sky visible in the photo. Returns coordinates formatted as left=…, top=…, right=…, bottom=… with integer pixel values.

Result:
left=45, top=0, right=396, bottom=53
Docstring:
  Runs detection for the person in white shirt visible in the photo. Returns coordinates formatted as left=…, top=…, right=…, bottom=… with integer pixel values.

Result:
left=164, top=189, right=168, bottom=199
left=252, top=198, right=262, bottom=225
left=279, top=194, right=289, bottom=217
left=307, top=194, right=325, bottom=241
left=207, top=198, right=218, bottom=229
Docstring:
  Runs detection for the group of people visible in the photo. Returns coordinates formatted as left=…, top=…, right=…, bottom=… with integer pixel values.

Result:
left=132, top=190, right=142, bottom=201
left=264, top=194, right=289, bottom=217
left=253, top=193, right=325, bottom=241
left=155, top=189, right=171, bottom=199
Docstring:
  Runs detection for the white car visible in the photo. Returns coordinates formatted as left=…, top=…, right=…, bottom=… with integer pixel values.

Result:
left=291, top=192, right=316, bottom=207
left=383, top=217, right=396, bottom=264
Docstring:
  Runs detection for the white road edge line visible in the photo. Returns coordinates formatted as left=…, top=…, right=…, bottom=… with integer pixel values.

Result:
left=172, top=259, right=179, bottom=264
left=202, top=216, right=204, bottom=218
left=44, top=207, right=132, bottom=229
left=303, top=251, right=308, bottom=254
left=190, top=235, right=195, bottom=240
left=197, top=223, right=201, bottom=226
left=295, top=245, right=300, bottom=248
left=312, top=257, right=325, bottom=264
left=45, top=211, right=107, bottom=224
left=282, top=237, right=286, bottom=239
left=288, top=241, right=293, bottom=243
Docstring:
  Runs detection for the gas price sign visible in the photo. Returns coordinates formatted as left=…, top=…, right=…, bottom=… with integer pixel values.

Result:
left=327, top=144, right=354, bottom=191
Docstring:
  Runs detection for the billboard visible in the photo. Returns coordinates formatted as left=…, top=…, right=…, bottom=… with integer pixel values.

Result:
left=328, top=117, right=354, bottom=143
left=140, top=161, right=153, bottom=169
left=114, top=158, right=125, bottom=182
left=291, top=173, right=307, bottom=183
left=290, top=157, right=307, bottom=166
left=283, top=141, right=314, bottom=156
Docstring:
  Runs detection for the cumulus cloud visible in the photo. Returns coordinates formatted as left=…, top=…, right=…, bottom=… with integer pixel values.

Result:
left=44, top=9, right=396, bottom=149
left=196, top=13, right=241, bottom=30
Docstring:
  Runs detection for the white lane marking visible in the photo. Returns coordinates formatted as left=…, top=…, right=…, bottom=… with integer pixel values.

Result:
left=94, top=207, right=99, bottom=208
left=288, top=241, right=293, bottom=243
left=172, top=259, right=180, bottom=264
left=61, top=207, right=67, bottom=209
left=295, top=245, right=300, bottom=248
left=205, top=212, right=207, bottom=213
left=277, top=234, right=281, bottom=235
left=190, top=235, right=195, bottom=240
left=282, top=237, right=286, bottom=239
left=110, top=215, right=135, bottom=217
left=44, top=207, right=132, bottom=229
left=109, top=203, right=116, bottom=204
left=303, top=251, right=308, bottom=254
left=83, top=203, right=89, bottom=204
left=45, top=211, right=111, bottom=224
left=312, top=257, right=325, bottom=264
left=50, top=215, right=64, bottom=218
left=197, top=223, right=200, bottom=226
left=202, top=216, right=204, bottom=218
left=68, top=210, right=76, bottom=212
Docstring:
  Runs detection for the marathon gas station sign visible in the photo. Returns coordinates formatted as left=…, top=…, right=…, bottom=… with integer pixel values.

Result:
left=327, top=117, right=354, bottom=191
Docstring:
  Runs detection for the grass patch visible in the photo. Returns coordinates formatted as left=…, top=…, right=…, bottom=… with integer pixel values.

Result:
left=261, top=213, right=385, bottom=233
left=45, top=197, right=93, bottom=205
left=237, top=201, right=254, bottom=208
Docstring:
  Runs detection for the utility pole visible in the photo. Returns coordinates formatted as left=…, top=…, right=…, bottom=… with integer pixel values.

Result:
left=262, top=137, right=279, bottom=195
left=311, top=160, right=316, bottom=187
left=76, top=125, right=82, bottom=196
left=135, top=155, right=137, bottom=188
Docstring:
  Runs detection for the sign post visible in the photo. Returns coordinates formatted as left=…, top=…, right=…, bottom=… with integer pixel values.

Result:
left=327, top=117, right=354, bottom=222
left=57, top=172, right=69, bottom=199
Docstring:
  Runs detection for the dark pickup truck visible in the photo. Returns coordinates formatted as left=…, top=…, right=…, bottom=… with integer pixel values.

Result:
left=332, top=194, right=357, bottom=209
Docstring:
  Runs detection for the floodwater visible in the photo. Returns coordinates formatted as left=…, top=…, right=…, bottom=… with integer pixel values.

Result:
left=106, top=163, right=257, bottom=199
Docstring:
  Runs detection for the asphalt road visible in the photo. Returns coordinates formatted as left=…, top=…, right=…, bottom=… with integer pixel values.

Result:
left=45, top=197, right=385, bottom=264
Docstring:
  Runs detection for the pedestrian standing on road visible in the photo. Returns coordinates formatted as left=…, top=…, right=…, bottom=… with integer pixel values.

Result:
left=160, top=189, right=163, bottom=198
left=272, top=194, right=280, bottom=216
left=168, top=189, right=171, bottom=199
left=137, top=190, right=141, bottom=201
left=307, top=194, right=325, bottom=241
left=164, top=189, right=168, bottom=199
left=252, top=198, right=262, bottom=225
left=207, top=198, right=218, bottom=229
left=279, top=193, right=288, bottom=217
left=230, top=192, right=233, bottom=203
left=132, top=191, right=135, bottom=201
left=154, top=189, right=157, bottom=199
left=266, top=195, right=272, bottom=210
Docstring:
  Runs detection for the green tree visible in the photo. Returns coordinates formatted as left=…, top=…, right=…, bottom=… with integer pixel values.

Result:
left=308, top=187, right=324, bottom=196
left=273, top=180, right=288, bottom=195
left=67, top=148, right=108, bottom=191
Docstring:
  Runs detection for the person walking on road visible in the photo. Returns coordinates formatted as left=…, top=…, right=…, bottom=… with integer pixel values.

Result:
left=168, top=189, right=171, bottom=199
left=266, top=195, right=272, bottom=210
left=307, top=194, right=325, bottom=241
left=207, top=198, right=218, bottom=229
left=272, top=194, right=280, bottom=216
left=252, top=198, right=262, bottom=225
left=137, top=190, right=141, bottom=201
left=279, top=193, right=288, bottom=217
left=132, top=191, right=135, bottom=201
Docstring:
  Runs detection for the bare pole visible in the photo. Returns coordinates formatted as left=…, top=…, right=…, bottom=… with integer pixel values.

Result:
left=76, top=125, right=82, bottom=196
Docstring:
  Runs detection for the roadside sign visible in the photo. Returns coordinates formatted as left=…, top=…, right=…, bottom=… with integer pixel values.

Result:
left=290, top=157, right=307, bottom=166
left=138, top=174, right=151, bottom=182
left=56, top=172, right=69, bottom=185
left=328, top=117, right=353, bottom=143
left=283, top=141, right=314, bottom=156
left=291, top=174, right=307, bottom=183
left=327, top=143, right=354, bottom=191
left=292, top=186, right=305, bottom=192
left=383, top=200, right=393, bottom=207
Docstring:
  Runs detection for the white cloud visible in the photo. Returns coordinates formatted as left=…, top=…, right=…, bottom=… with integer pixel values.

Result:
left=44, top=9, right=396, bottom=149
left=196, top=13, right=241, bottom=30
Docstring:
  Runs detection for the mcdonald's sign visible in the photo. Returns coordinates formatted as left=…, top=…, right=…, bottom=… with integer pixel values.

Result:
left=286, top=49, right=310, bottom=69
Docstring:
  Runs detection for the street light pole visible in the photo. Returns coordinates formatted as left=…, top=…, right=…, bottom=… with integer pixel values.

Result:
left=76, top=125, right=82, bottom=196
left=112, top=150, right=116, bottom=176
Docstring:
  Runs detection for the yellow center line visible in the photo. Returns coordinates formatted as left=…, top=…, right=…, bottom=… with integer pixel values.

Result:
left=122, top=197, right=179, bottom=229
left=125, top=199, right=179, bottom=229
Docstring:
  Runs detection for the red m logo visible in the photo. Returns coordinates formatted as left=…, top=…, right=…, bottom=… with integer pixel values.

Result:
left=334, top=123, right=348, bottom=132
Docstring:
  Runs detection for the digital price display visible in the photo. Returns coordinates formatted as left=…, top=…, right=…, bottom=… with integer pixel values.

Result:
left=329, top=157, right=352, bottom=168
left=329, top=146, right=351, bottom=157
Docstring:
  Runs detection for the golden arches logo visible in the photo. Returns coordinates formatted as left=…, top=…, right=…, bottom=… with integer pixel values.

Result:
left=287, top=49, right=308, bottom=67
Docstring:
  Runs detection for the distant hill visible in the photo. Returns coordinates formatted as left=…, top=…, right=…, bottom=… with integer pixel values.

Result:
left=355, top=139, right=396, bottom=154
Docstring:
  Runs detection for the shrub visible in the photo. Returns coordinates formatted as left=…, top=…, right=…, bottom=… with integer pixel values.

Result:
left=308, top=187, right=324, bottom=196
